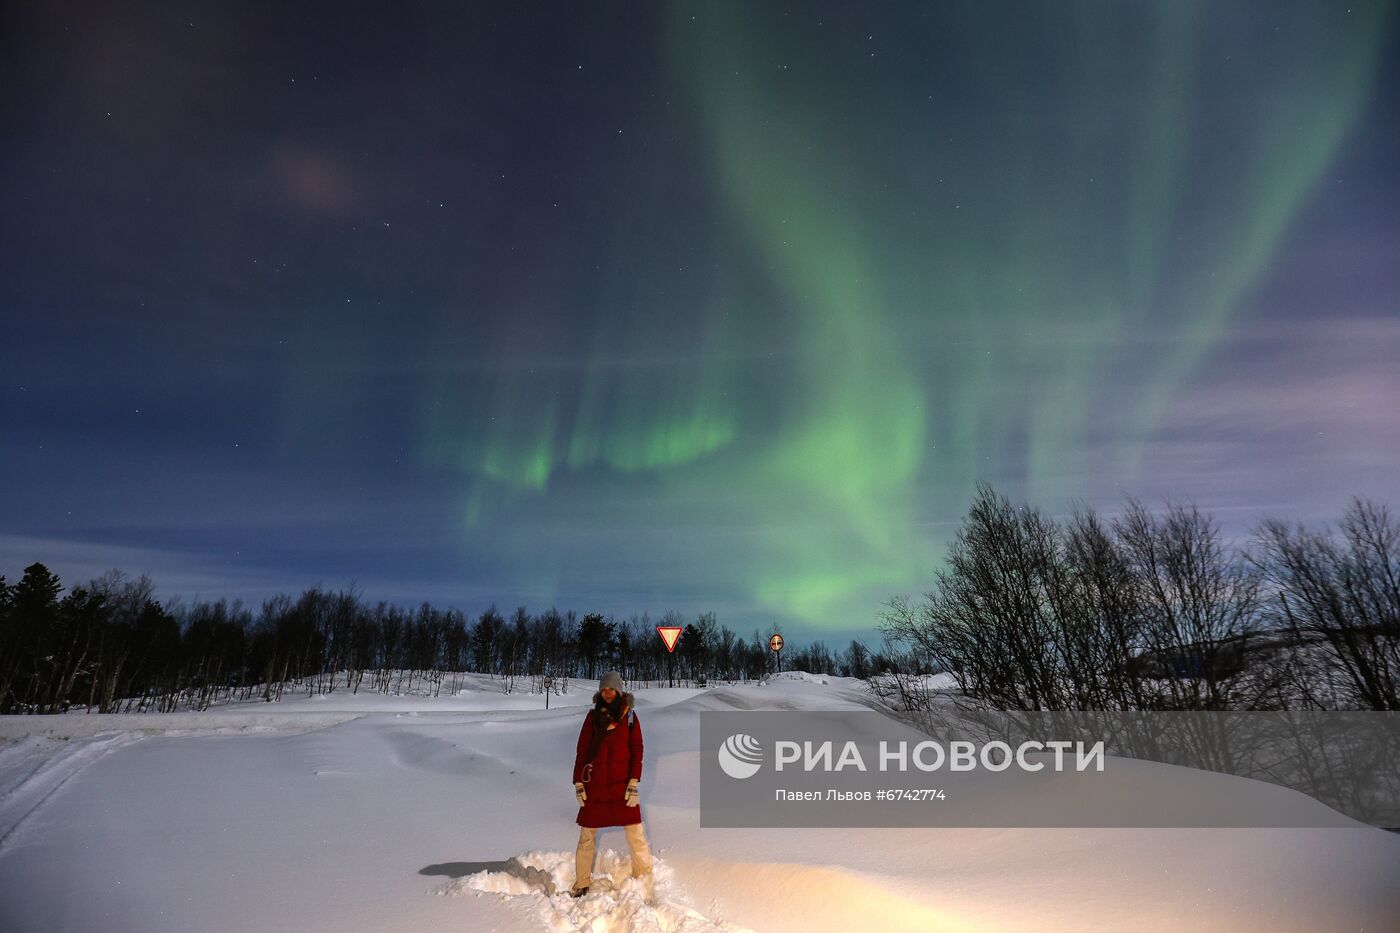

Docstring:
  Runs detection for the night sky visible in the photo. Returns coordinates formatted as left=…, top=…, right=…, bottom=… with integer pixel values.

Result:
left=3, top=2, right=1398, bottom=640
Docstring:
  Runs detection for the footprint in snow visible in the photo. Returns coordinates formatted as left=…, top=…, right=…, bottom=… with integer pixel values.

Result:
left=438, top=849, right=752, bottom=933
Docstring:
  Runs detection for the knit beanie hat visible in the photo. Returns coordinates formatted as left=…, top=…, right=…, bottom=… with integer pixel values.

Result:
left=599, top=671, right=624, bottom=692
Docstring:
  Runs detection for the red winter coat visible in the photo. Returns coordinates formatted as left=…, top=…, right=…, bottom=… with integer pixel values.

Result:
left=572, top=692, right=643, bottom=828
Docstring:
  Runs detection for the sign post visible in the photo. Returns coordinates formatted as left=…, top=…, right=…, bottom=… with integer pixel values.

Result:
left=768, top=633, right=784, bottom=675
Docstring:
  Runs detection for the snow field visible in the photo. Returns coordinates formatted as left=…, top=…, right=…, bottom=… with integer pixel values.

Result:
left=0, top=672, right=1396, bottom=931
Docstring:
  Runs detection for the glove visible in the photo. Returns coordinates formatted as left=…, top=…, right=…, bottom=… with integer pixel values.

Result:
left=625, top=779, right=639, bottom=807
left=575, top=783, right=587, bottom=805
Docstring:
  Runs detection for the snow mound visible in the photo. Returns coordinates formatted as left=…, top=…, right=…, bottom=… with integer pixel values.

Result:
left=440, top=849, right=753, bottom=933
left=765, top=671, right=832, bottom=685
left=866, top=672, right=959, bottom=698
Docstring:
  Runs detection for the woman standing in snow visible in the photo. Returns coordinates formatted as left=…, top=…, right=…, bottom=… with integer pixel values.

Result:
left=571, top=671, right=652, bottom=897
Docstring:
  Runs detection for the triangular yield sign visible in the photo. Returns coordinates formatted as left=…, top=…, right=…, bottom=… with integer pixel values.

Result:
left=657, top=626, right=683, bottom=653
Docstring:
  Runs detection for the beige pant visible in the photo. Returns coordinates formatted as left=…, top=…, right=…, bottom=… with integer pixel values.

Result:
left=574, top=822, right=652, bottom=889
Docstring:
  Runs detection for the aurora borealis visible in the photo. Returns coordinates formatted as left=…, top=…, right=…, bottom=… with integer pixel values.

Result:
left=3, top=2, right=1398, bottom=637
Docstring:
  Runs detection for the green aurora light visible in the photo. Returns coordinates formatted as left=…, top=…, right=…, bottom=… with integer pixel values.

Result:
left=410, top=2, right=1391, bottom=628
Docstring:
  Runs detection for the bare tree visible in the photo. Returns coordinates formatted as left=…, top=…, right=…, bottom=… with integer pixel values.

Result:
left=1256, top=499, right=1400, bottom=710
left=1115, top=500, right=1265, bottom=710
left=881, top=487, right=1272, bottom=713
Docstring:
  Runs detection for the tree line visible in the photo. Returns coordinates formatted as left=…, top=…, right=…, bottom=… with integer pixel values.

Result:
left=0, top=568, right=872, bottom=713
left=879, top=486, right=1400, bottom=712
left=9, top=487, right=1389, bottom=715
